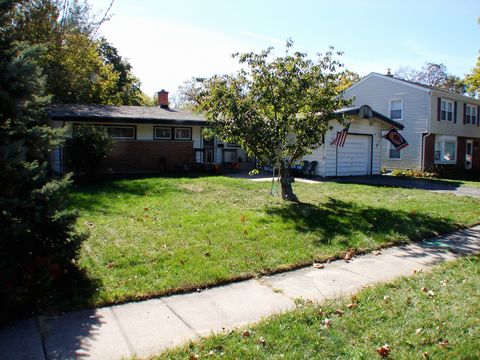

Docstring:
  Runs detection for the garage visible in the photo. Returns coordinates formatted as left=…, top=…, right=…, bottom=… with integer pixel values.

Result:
left=336, top=134, right=372, bottom=176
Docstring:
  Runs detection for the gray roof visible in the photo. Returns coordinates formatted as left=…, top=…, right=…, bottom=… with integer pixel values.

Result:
left=48, top=104, right=207, bottom=125
left=371, top=72, right=480, bottom=102
left=336, top=104, right=404, bottom=130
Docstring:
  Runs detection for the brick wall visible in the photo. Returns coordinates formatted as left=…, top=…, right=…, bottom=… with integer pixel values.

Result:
left=100, top=140, right=195, bottom=173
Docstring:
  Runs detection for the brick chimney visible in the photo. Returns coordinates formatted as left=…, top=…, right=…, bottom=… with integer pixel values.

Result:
left=157, top=90, right=169, bottom=109
left=386, top=68, right=393, bottom=77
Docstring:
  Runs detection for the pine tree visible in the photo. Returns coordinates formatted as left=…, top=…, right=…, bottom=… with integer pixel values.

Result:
left=0, top=0, right=84, bottom=320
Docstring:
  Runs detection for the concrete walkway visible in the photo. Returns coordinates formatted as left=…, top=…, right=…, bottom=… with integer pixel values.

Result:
left=2, top=227, right=480, bottom=360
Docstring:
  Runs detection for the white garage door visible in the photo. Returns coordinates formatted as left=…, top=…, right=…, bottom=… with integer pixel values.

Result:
left=336, top=134, right=372, bottom=176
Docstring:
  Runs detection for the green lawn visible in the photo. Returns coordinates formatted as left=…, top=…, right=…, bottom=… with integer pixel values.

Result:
left=65, top=174, right=480, bottom=309
left=158, top=256, right=480, bottom=359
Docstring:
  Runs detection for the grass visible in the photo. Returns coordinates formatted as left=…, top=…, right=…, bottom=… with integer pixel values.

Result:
left=65, top=174, right=480, bottom=309
left=157, top=256, right=480, bottom=360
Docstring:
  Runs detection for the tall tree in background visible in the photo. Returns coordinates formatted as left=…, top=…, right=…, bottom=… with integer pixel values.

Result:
left=0, top=0, right=83, bottom=319
left=10, top=0, right=151, bottom=105
left=395, top=62, right=467, bottom=95
left=186, top=41, right=351, bottom=201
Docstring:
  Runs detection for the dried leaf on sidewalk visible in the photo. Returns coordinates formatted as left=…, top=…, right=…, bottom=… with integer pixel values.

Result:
left=372, top=250, right=382, bottom=256
left=344, top=249, right=355, bottom=260
left=242, top=330, right=251, bottom=337
left=313, top=262, right=324, bottom=269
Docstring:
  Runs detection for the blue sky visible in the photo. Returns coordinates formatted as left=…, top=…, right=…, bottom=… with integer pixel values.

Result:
left=91, top=0, right=479, bottom=98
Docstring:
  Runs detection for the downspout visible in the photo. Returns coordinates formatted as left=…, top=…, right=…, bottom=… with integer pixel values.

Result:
left=421, top=91, right=432, bottom=171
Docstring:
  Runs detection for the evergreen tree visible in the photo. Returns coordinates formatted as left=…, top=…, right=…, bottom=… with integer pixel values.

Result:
left=0, top=0, right=83, bottom=320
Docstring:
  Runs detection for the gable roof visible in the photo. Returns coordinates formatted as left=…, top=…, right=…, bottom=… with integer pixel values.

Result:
left=335, top=104, right=404, bottom=130
left=348, top=72, right=480, bottom=104
left=47, top=104, right=207, bottom=125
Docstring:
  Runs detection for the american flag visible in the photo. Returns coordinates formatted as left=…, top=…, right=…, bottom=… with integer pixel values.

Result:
left=330, top=123, right=351, bottom=147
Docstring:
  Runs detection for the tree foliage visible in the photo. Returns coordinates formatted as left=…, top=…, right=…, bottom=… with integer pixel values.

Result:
left=9, top=0, right=151, bottom=105
left=465, top=56, right=480, bottom=95
left=394, top=62, right=467, bottom=94
left=65, top=124, right=114, bottom=175
left=186, top=41, right=351, bottom=201
left=0, top=0, right=84, bottom=320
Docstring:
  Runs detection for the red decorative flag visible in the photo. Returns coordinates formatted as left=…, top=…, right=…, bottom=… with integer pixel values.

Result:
left=384, top=127, right=408, bottom=150
left=331, top=123, right=351, bottom=147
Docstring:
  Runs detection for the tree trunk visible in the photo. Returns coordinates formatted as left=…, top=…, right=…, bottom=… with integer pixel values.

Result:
left=279, top=161, right=298, bottom=202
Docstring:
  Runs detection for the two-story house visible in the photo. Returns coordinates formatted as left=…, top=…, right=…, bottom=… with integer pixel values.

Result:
left=345, top=72, right=480, bottom=174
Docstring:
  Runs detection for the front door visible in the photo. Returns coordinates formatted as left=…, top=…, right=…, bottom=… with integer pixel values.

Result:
left=202, top=130, right=215, bottom=164
left=465, top=140, right=473, bottom=170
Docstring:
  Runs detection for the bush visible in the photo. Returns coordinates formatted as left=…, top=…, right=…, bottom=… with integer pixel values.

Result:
left=391, top=168, right=438, bottom=178
left=0, top=7, right=86, bottom=321
left=65, top=125, right=115, bottom=175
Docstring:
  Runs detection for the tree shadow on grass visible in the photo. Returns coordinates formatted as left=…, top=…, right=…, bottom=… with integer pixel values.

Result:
left=264, top=197, right=461, bottom=247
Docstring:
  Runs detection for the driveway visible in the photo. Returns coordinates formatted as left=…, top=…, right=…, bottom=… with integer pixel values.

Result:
left=332, top=175, right=480, bottom=197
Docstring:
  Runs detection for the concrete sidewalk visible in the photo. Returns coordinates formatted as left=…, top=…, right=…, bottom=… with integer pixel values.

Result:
left=2, top=227, right=480, bottom=360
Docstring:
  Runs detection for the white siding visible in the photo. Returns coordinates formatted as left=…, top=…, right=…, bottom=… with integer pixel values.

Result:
left=302, top=117, right=384, bottom=177
left=344, top=74, right=429, bottom=170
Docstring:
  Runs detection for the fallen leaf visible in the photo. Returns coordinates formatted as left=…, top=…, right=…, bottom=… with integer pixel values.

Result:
left=313, top=263, right=324, bottom=269
left=347, top=303, right=357, bottom=309
left=421, top=287, right=428, bottom=292
left=376, top=344, right=390, bottom=357
left=423, top=352, right=429, bottom=359
left=106, top=262, right=114, bottom=269
left=258, top=336, right=266, bottom=345
left=189, top=354, right=199, bottom=360
left=144, top=207, right=149, bottom=212
left=324, top=318, right=332, bottom=329
left=344, top=249, right=355, bottom=260
left=240, top=215, right=247, bottom=223
left=413, top=269, right=423, bottom=274
left=416, top=328, right=423, bottom=335
left=335, top=309, right=344, bottom=316
left=242, top=330, right=251, bottom=337
left=427, top=290, right=435, bottom=297
left=383, top=295, right=390, bottom=303
left=438, top=339, right=449, bottom=348
left=372, top=250, right=382, bottom=256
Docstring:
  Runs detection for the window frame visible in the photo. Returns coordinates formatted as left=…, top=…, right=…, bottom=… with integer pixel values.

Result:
left=73, top=123, right=136, bottom=140
left=387, top=142, right=402, bottom=160
left=174, top=127, right=192, bottom=141
left=154, top=126, right=173, bottom=140
left=465, top=104, right=477, bottom=125
left=389, top=99, right=403, bottom=121
left=440, top=99, right=454, bottom=122
left=434, top=136, right=457, bottom=164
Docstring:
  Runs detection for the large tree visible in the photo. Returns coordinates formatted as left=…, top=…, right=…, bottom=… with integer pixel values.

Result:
left=0, top=0, right=83, bottom=319
left=465, top=56, right=480, bottom=95
left=395, top=62, right=467, bottom=94
left=10, top=0, right=151, bottom=105
left=187, top=41, right=351, bottom=201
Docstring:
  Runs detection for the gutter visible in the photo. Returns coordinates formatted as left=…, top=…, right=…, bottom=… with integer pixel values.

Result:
left=421, top=91, right=432, bottom=171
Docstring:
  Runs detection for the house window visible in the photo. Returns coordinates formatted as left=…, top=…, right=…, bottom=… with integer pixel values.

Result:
left=440, top=99, right=454, bottom=122
left=434, top=136, right=457, bottom=163
left=174, top=127, right=191, bottom=140
left=388, top=143, right=401, bottom=160
left=466, top=105, right=477, bottom=125
left=390, top=99, right=403, bottom=120
left=105, top=126, right=135, bottom=139
left=154, top=127, right=172, bottom=140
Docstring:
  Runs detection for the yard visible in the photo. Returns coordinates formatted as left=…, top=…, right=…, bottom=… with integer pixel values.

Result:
left=64, top=174, right=480, bottom=309
left=159, top=256, right=480, bottom=359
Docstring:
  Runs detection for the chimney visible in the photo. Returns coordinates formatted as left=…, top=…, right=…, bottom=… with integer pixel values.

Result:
left=157, top=89, right=169, bottom=109
left=386, top=68, right=393, bottom=77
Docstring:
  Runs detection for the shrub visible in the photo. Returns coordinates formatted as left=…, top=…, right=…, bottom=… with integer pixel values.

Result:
left=391, top=168, right=438, bottom=178
left=65, top=125, right=115, bottom=175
